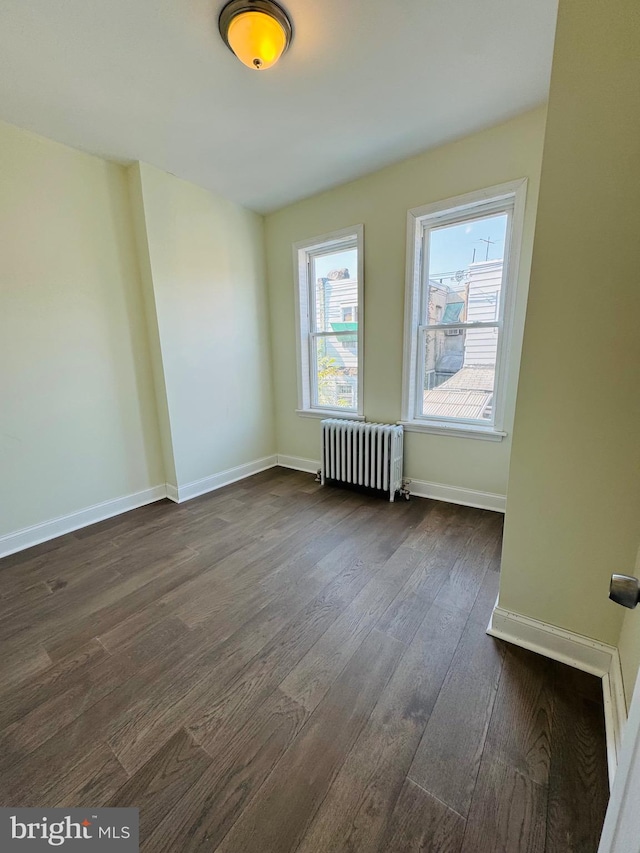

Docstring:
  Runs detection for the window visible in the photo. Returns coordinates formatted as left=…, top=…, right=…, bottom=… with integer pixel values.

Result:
left=341, top=306, right=358, bottom=322
left=294, top=225, right=364, bottom=418
left=401, top=180, right=527, bottom=440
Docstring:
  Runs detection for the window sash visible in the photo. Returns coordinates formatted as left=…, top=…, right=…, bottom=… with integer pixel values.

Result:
left=308, top=239, right=358, bottom=336
left=418, top=321, right=501, bottom=333
left=415, top=326, right=500, bottom=425
left=294, top=225, right=364, bottom=417
left=401, top=180, right=527, bottom=435
left=419, top=210, right=511, bottom=329
left=308, top=332, right=359, bottom=412
left=309, top=330, right=360, bottom=338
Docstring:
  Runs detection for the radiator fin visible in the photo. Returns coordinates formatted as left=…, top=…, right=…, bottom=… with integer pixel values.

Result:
left=320, top=419, right=404, bottom=502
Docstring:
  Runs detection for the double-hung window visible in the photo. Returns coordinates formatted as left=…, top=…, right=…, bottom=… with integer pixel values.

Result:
left=401, top=180, right=527, bottom=440
left=294, top=225, right=364, bottom=419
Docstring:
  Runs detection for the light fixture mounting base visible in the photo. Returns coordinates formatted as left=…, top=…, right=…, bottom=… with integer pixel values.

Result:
left=218, top=0, right=293, bottom=57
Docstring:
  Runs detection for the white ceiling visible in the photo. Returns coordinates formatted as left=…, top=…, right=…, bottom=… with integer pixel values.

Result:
left=0, top=0, right=558, bottom=213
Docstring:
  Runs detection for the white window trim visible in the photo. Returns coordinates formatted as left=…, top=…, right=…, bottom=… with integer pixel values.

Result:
left=293, top=224, right=364, bottom=419
left=400, top=179, right=527, bottom=441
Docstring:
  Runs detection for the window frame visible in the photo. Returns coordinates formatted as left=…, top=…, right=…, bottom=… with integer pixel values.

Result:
left=293, top=224, right=364, bottom=420
left=401, top=180, right=527, bottom=441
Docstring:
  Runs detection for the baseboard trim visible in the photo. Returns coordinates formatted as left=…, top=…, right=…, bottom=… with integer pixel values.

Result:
left=276, top=454, right=320, bottom=474
left=407, top=479, right=506, bottom=512
left=0, top=485, right=167, bottom=559
left=275, top=457, right=506, bottom=512
left=488, top=603, right=626, bottom=787
left=172, top=455, right=279, bottom=503
left=0, top=455, right=281, bottom=557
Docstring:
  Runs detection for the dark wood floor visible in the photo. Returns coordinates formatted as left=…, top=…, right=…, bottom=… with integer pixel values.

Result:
left=0, top=468, right=609, bottom=852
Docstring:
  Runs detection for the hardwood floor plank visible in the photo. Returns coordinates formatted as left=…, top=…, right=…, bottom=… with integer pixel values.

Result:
left=0, top=617, right=214, bottom=806
left=106, top=561, right=339, bottom=775
left=0, top=643, right=52, bottom=697
left=142, top=691, right=307, bottom=852
left=408, top=616, right=505, bottom=817
left=160, top=495, right=365, bottom=624
left=401, top=500, right=465, bottom=552
left=545, top=662, right=609, bottom=853
left=45, top=547, right=201, bottom=659
left=0, top=650, right=137, bottom=767
left=0, top=739, right=119, bottom=808
left=97, top=607, right=188, bottom=654
left=108, top=728, right=213, bottom=840
left=0, top=580, right=52, bottom=617
left=214, top=629, right=405, bottom=853
left=434, top=512, right=503, bottom=614
left=378, top=778, right=466, bottom=853
left=279, top=545, right=424, bottom=713
left=376, top=580, right=431, bottom=645
left=295, top=603, right=467, bottom=853
left=484, top=646, right=554, bottom=786
left=460, top=755, right=547, bottom=853
left=467, top=562, right=501, bottom=625
left=0, top=639, right=107, bottom=731
left=186, top=550, right=380, bottom=755
left=398, top=509, right=480, bottom=604
left=54, top=744, right=129, bottom=809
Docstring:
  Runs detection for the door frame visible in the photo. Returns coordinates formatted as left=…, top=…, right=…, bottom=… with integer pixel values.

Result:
left=598, top=669, right=640, bottom=852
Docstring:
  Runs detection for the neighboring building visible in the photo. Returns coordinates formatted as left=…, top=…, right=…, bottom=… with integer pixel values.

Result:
left=424, top=278, right=468, bottom=389
left=315, top=270, right=358, bottom=408
left=314, top=259, right=503, bottom=416
left=423, top=259, right=502, bottom=420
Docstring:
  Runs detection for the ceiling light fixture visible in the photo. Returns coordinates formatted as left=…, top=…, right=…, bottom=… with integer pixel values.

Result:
left=218, top=0, right=292, bottom=71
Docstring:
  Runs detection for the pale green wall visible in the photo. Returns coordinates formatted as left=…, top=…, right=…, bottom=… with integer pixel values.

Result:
left=265, top=107, right=547, bottom=497
left=127, top=164, right=178, bottom=487
left=500, top=0, right=640, bottom=648
left=0, top=120, right=164, bottom=537
left=132, top=162, right=276, bottom=488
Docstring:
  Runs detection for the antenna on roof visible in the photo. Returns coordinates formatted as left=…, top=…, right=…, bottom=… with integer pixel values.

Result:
left=477, top=237, right=496, bottom=261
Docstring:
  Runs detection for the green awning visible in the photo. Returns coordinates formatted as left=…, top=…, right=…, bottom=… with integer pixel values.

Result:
left=330, top=322, right=357, bottom=343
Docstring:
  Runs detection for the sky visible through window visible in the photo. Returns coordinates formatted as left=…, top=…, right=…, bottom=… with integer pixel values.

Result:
left=314, top=248, right=357, bottom=281
left=311, top=215, right=506, bottom=284
left=429, top=213, right=507, bottom=278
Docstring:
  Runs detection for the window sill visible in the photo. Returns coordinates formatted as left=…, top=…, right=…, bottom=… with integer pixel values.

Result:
left=399, top=420, right=507, bottom=442
left=296, top=409, right=365, bottom=421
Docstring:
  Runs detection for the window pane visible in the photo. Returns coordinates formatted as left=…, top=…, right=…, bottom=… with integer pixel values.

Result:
left=425, top=212, right=507, bottom=326
left=313, top=334, right=358, bottom=410
left=421, top=327, right=497, bottom=421
left=312, top=248, right=358, bottom=333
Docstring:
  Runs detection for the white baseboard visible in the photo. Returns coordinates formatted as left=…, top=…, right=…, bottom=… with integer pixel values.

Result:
left=275, top=457, right=505, bottom=513
left=488, top=603, right=626, bottom=787
left=170, top=455, right=278, bottom=503
left=0, top=455, right=280, bottom=557
left=276, top=454, right=320, bottom=474
left=407, top=478, right=506, bottom=512
left=0, top=485, right=167, bottom=559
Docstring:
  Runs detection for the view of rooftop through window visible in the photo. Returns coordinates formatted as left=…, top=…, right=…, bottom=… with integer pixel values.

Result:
left=422, top=212, right=507, bottom=421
